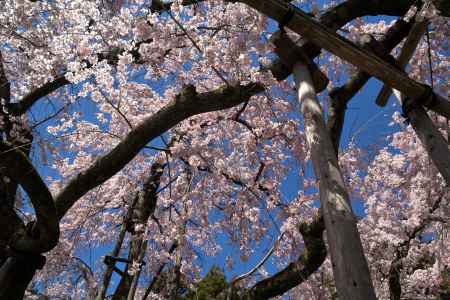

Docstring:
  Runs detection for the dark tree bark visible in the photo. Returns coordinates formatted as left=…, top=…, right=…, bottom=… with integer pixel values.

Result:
left=112, top=163, right=165, bottom=300
left=0, top=255, right=46, bottom=300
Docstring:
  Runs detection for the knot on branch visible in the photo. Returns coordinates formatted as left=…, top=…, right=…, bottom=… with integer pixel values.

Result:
left=175, top=84, right=198, bottom=106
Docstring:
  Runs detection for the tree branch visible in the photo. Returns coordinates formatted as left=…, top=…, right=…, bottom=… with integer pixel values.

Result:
left=8, top=76, right=69, bottom=116
left=12, top=0, right=431, bottom=117
left=240, top=215, right=326, bottom=299
left=388, top=195, right=444, bottom=300
left=54, top=83, right=263, bottom=220
left=327, top=17, right=414, bottom=154
left=72, top=256, right=97, bottom=300
left=0, top=141, right=59, bottom=254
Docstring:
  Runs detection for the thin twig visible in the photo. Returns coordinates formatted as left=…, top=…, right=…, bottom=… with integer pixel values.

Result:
left=232, top=232, right=285, bottom=285
left=167, top=11, right=230, bottom=86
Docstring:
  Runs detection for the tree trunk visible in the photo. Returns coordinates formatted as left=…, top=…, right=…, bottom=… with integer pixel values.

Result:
left=293, top=62, right=376, bottom=300
left=0, top=255, right=46, bottom=300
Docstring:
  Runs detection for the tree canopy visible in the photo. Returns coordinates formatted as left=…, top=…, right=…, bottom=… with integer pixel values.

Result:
left=0, top=0, right=449, bottom=299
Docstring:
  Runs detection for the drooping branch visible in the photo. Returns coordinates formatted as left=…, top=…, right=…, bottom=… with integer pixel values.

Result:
left=54, top=83, right=263, bottom=220
left=388, top=195, right=444, bottom=300
left=238, top=215, right=325, bottom=299
left=0, top=141, right=59, bottom=254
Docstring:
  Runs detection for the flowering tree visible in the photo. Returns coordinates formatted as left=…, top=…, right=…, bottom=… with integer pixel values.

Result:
left=0, top=0, right=449, bottom=299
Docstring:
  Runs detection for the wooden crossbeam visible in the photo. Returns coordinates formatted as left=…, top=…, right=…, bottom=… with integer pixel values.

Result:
left=240, top=0, right=450, bottom=184
left=238, top=0, right=450, bottom=118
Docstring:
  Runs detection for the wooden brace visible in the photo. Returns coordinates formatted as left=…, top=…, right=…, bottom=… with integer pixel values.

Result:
left=269, top=31, right=329, bottom=93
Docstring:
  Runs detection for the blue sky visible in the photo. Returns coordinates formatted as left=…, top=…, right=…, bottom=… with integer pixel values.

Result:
left=24, top=3, right=413, bottom=297
left=70, top=78, right=401, bottom=296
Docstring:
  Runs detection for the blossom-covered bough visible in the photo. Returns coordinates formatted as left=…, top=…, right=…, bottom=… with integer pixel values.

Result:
left=0, top=0, right=448, bottom=299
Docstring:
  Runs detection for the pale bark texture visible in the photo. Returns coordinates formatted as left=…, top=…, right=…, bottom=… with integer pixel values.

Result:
left=293, top=61, right=376, bottom=300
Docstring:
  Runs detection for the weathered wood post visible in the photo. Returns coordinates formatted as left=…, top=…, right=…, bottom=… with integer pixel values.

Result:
left=270, top=31, right=376, bottom=299
left=293, top=60, right=376, bottom=299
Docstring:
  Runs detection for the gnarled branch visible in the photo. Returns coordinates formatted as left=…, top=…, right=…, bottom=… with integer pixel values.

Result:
left=238, top=215, right=325, bottom=299
left=0, top=141, right=59, bottom=254
left=55, top=83, right=263, bottom=219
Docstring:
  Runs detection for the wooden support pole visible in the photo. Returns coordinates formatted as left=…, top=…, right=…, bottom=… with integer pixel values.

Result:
left=393, top=90, right=450, bottom=185
left=376, top=19, right=429, bottom=107
left=245, top=0, right=450, bottom=185
left=293, top=61, right=376, bottom=300
left=237, top=0, right=450, bottom=119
